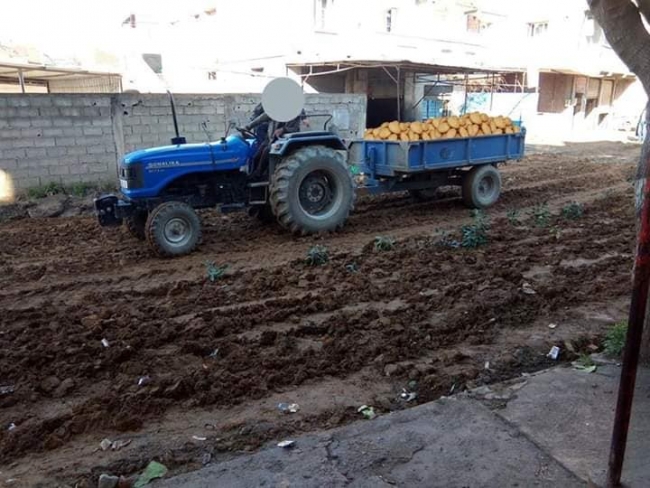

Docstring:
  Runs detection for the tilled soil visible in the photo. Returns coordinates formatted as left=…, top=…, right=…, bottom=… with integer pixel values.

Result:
left=0, top=141, right=640, bottom=487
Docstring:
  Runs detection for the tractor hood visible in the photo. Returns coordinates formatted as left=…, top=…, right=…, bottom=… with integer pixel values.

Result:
left=123, top=143, right=213, bottom=167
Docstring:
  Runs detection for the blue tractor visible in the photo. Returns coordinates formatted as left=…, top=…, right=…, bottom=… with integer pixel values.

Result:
left=94, top=79, right=356, bottom=257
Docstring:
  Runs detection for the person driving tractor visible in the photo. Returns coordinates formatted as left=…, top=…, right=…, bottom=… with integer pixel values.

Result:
left=248, top=102, right=309, bottom=178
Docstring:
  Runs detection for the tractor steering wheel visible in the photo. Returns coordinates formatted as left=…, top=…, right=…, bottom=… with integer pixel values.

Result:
left=237, top=127, right=257, bottom=139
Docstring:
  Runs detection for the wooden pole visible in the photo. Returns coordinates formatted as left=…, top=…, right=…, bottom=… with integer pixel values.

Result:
left=607, top=172, right=650, bottom=486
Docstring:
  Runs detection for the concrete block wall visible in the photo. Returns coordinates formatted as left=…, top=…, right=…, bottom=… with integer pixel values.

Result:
left=0, top=93, right=366, bottom=190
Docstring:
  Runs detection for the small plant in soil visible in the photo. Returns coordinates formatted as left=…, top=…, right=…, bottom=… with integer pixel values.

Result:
left=27, top=181, right=66, bottom=199
left=205, top=261, right=228, bottom=282
left=561, top=201, right=584, bottom=220
left=345, top=262, right=359, bottom=273
left=306, top=245, right=329, bottom=266
left=68, top=182, right=94, bottom=197
left=461, top=209, right=489, bottom=248
left=374, top=236, right=396, bottom=252
left=435, top=230, right=460, bottom=248
left=506, top=208, right=521, bottom=226
left=604, top=321, right=628, bottom=357
left=529, top=203, right=551, bottom=228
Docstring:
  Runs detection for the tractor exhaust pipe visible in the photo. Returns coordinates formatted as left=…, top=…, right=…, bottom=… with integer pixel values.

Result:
left=167, top=90, right=187, bottom=145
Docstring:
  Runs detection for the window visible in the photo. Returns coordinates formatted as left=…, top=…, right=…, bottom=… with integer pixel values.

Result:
left=314, top=0, right=333, bottom=30
left=528, top=21, right=548, bottom=37
left=386, top=7, right=397, bottom=33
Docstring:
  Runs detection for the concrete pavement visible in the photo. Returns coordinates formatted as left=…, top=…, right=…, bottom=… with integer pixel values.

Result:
left=159, top=363, right=650, bottom=488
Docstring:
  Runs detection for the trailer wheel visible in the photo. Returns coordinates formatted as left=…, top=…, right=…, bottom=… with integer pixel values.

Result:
left=270, top=146, right=355, bottom=234
left=462, top=165, right=502, bottom=209
left=145, top=201, right=202, bottom=257
left=125, top=210, right=148, bottom=241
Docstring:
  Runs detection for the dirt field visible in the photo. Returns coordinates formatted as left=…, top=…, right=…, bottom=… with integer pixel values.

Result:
left=0, top=141, right=641, bottom=487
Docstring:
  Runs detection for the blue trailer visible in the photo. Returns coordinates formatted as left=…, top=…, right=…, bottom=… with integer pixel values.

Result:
left=94, top=88, right=526, bottom=258
left=347, top=126, right=525, bottom=206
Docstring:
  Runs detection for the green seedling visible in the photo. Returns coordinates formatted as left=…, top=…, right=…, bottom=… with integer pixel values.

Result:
left=306, top=245, right=329, bottom=266
left=205, top=261, right=228, bottom=282
left=604, top=322, right=627, bottom=358
left=461, top=209, right=489, bottom=248
left=561, top=201, right=584, bottom=220
left=506, top=208, right=521, bottom=226
left=345, top=262, right=359, bottom=273
left=435, top=230, right=460, bottom=248
left=374, top=236, right=396, bottom=252
left=529, top=203, right=551, bottom=228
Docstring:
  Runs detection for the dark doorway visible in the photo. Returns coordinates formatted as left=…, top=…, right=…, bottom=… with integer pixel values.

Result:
left=367, top=98, right=399, bottom=127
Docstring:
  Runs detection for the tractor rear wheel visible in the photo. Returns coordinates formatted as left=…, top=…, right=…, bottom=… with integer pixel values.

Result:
left=462, top=164, right=502, bottom=209
left=145, top=201, right=202, bottom=257
left=270, top=145, right=355, bottom=235
left=125, top=210, right=148, bottom=240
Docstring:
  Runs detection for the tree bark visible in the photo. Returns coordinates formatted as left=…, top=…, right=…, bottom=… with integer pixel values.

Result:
left=587, top=0, right=650, bottom=362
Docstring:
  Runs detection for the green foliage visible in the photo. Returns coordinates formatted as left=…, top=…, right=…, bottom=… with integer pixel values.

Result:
left=529, top=203, right=551, bottom=228
left=506, top=208, right=521, bottom=226
left=374, top=235, right=396, bottom=252
left=27, top=181, right=65, bottom=199
left=68, top=182, right=94, bottom=197
left=460, top=209, right=489, bottom=248
left=604, top=322, right=628, bottom=357
left=205, top=261, right=228, bottom=282
left=561, top=201, right=584, bottom=220
left=306, top=245, right=329, bottom=266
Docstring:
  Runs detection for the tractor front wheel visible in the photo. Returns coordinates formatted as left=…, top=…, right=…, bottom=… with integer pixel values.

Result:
left=145, top=201, right=202, bottom=257
left=125, top=210, right=148, bottom=241
left=270, top=146, right=355, bottom=235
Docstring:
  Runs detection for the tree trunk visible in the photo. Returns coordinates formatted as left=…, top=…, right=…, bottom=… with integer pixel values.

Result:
left=587, top=0, right=650, bottom=362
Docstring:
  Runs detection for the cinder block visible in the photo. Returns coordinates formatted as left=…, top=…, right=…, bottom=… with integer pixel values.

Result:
left=0, top=98, right=7, bottom=108
left=33, top=138, right=56, bottom=148
left=87, top=146, right=108, bottom=154
left=88, top=162, right=109, bottom=173
left=125, top=134, right=142, bottom=144
left=8, top=98, right=30, bottom=108
left=2, top=149, right=26, bottom=158
left=0, top=108, right=18, bottom=117
left=54, top=137, right=75, bottom=147
left=82, top=107, right=101, bottom=117
left=42, top=128, right=64, bottom=137
left=17, top=108, right=39, bottom=117
left=28, top=166, right=50, bottom=177
left=69, top=163, right=89, bottom=175
left=151, top=107, right=169, bottom=116
left=9, top=120, right=31, bottom=129
left=46, top=147, right=68, bottom=157
left=20, top=129, right=42, bottom=138
left=132, top=125, right=151, bottom=134
left=49, top=165, right=70, bottom=176
left=91, top=118, right=112, bottom=127
left=60, top=108, right=82, bottom=117
left=53, top=98, right=73, bottom=107
left=31, top=118, right=53, bottom=128
left=26, top=148, right=47, bottom=158
left=15, top=177, right=41, bottom=188
left=39, top=107, right=62, bottom=117
left=67, top=147, right=88, bottom=156
left=62, top=127, right=83, bottom=136
left=83, top=127, right=104, bottom=136
left=53, top=118, right=73, bottom=127
left=0, top=129, right=21, bottom=139
left=0, top=159, right=17, bottom=170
